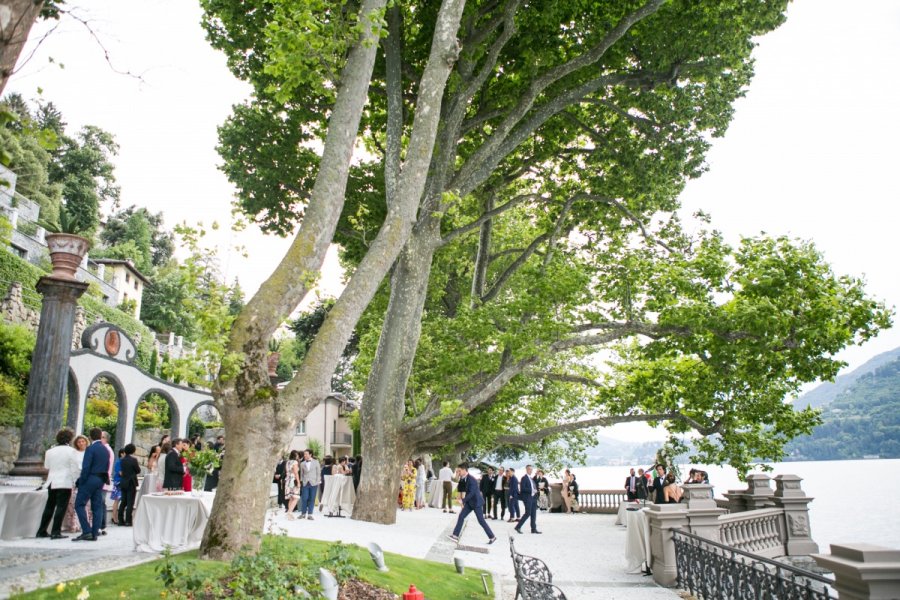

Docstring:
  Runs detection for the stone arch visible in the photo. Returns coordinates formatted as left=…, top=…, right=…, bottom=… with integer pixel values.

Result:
left=186, top=399, right=220, bottom=442
left=84, top=370, right=128, bottom=447
left=65, top=368, right=80, bottom=432
left=134, top=388, right=180, bottom=441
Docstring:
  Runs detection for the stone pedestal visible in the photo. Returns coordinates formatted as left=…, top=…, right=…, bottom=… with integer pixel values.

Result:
left=813, top=544, right=900, bottom=600
left=9, top=276, right=88, bottom=477
left=773, top=474, right=819, bottom=555
left=744, top=473, right=776, bottom=509
left=684, top=484, right=726, bottom=542
left=645, top=503, right=689, bottom=587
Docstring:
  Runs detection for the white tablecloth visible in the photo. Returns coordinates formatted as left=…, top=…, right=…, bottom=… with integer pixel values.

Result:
left=133, top=492, right=214, bottom=552
left=624, top=507, right=652, bottom=573
left=0, top=487, right=47, bottom=540
left=427, top=480, right=447, bottom=508
left=321, top=475, right=355, bottom=516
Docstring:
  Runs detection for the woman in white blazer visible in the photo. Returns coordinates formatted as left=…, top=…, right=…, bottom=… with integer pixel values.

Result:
left=37, top=428, right=81, bottom=539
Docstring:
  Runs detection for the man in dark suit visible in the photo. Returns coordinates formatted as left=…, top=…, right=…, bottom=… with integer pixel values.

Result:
left=117, top=444, right=141, bottom=526
left=650, top=465, right=667, bottom=504
left=514, top=464, right=541, bottom=534
left=448, top=463, right=496, bottom=544
left=625, top=468, right=639, bottom=501
left=506, top=468, right=520, bottom=521
left=163, top=438, right=186, bottom=490
left=73, top=428, right=110, bottom=541
left=479, top=467, right=495, bottom=518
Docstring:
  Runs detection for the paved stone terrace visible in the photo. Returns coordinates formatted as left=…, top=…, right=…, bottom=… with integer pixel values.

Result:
left=0, top=505, right=685, bottom=599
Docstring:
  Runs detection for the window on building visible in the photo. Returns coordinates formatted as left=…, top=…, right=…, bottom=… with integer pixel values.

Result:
left=296, top=420, right=306, bottom=435
left=134, top=280, right=138, bottom=290
left=125, top=273, right=130, bottom=283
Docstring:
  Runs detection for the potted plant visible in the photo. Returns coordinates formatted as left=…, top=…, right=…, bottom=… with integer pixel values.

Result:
left=39, top=206, right=92, bottom=280
left=267, top=338, right=282, bottom=378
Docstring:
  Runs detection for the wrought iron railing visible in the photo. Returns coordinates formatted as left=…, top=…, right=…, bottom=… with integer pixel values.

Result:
left=673, top=529, right=836, bottom=600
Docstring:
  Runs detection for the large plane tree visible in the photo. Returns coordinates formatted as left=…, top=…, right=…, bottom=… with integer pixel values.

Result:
left=203, top=0, right=890, bottom=538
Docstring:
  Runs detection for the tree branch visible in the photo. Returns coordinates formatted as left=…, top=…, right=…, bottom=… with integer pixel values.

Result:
left=382, top=4, right=403, bottom=208
left=439, top=192, right=545, bottom=246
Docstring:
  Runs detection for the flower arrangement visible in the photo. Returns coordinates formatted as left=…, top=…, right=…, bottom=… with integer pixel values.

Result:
left=184, top=446, right=221, bottom=478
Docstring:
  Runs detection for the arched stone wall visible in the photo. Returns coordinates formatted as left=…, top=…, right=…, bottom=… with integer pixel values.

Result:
left=67, top=323, right=214, bottom=445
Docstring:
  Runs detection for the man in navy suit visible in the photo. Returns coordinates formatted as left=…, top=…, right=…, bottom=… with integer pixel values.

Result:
left=448, top=463, right=496, bottom=545
left=514, top=464, right=541, bottom=534
left=506, top=468, right=520, bottom=521
left=73, top=428, right=110, bottom=541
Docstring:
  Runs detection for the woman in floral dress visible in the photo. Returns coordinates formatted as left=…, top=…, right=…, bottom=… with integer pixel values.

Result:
left=400, top=460, right=416, bottom=511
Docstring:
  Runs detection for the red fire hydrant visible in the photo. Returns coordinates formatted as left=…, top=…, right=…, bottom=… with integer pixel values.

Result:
left=402, top=584, right=425, bottom=600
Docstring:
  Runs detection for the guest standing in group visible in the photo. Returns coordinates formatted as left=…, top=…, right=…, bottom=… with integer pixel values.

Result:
left=204, top=435, right=224, bottom=492
left=163, top=439, right=186, bottom=490
left=514, top=465, right=541, bottom=535
left=492, top=467, right=507, bottom=520
left=98, top=431, right=115, bottom=534
left=506, top=468, right=521, bottom=522
left=650, top=465, right=668, bottom=504
left=400, top=460, right=416, bottom=511
left=480, top=468, right=495, bottom=517
left=299, top=449, right=321, bottom=520
left=139, top=444, right=161, bottom=499
left=663, top=473, right=683, bottom=503
left=351, top=455, right=362, bottom=491
left=625, top=468, right=640, bottom=501
left=285, top=450, right=302, bottom=518
left=117, top=444, right=141, bottom=526
left=62, top=435, right=90, bottom=533
left=110, top=449, right=124, bottom=524
left=448, top=463, right=496, bottom=545
left=438, top=460, right=455, bottom=513
left=319, top=455, right=333, bottom=512
left=274, top=455, right=288, bottom=511
left=73, top=428, right=110, bottom=541
left=414, top=458, right=427, bottom=509
left=534, top=469, right=550, bottom=511
left=36, top=428, right=80, bottom=539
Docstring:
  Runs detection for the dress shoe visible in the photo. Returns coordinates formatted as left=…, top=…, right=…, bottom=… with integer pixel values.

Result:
left=72, top=533, right=96, bottom=541
left=531, top=531, right=542, bottom=534
left=514, top=527, right=523, bottom=534
left=488, top=537, right=497, bottom=544
left=100, top=530, right=107, bottom=535
left=447, top=534, right=459, bottom=542
left=36, top=531, right=49, bottom=538
left=50, top=533, right=68, bottom=540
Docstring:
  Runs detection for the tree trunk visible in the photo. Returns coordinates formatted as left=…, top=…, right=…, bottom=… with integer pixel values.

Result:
left=0, top=0, right=44, bottom=94
left=353, top=228, right=438, bottom=523
left=200, top=398, right=281, bottom=560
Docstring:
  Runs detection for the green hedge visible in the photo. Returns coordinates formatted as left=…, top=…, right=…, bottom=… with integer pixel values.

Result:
left=0, top=249, right=155, bottom=368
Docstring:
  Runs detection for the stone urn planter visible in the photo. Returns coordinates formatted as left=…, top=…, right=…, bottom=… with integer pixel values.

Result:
left=45, top=233, right=91, bottom=280
left=267, top=351, right=281, bottom=378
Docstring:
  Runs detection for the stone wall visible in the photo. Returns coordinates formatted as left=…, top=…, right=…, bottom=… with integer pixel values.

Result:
left=0, top=426, right=21, bottom=475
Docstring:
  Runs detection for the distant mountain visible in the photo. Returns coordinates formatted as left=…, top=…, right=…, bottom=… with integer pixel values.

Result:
left=786, top=354, right=900, bottom=461
left=794, top=347, right=900, bottom=410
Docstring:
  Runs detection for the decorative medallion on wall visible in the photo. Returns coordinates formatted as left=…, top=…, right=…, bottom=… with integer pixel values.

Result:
left=81, top=323, right=137, bottom=363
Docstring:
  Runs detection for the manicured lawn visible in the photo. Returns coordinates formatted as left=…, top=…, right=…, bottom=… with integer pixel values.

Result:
left=12, top=536, right=493, bottom=599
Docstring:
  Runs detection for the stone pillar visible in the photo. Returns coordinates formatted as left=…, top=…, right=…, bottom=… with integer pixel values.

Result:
left=723, top=489, right=749, bottom=513
left=813, top=544, right=900, bottom=600
left=744, top=473, right=776, bottom=510
left=645, top=503, right=689, bottom=586
left=684, top=484, right=726, bottom=542
left=9, top=276, right=89, bottom=476
left=773, top=474, right=819, bottom=555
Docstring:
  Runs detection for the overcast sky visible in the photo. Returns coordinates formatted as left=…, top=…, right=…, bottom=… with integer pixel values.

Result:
left=7, top=0, right=900, bottom=387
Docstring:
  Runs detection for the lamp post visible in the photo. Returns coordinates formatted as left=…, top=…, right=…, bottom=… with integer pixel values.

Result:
left=9, top=276, right=88, bottom=477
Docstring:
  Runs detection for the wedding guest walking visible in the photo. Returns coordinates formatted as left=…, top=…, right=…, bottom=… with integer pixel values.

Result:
left=36, top=428, right=80, bottom=539
left=506, top=468, right=520, bottom=522
left=448, top=463, right=496, bottom=545
left=514, top=465, right=541, bottom=535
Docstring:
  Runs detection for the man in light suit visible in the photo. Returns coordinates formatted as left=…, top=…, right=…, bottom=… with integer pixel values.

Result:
left=299, top=449, right=321, bottom=520
left=73, top=427, right=110, bottom=541
left=448, top=463, right=496, bottom=544
left=37, top=428, right=80, bottom=539
left=514, top=464, right=541, bottom=534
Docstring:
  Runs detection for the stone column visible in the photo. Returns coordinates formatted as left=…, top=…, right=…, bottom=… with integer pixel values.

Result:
left=813, top=544, right=900, bottom=600
left=773, top=474, right=819, bottom=555
left=645, top=503, right=689, bottom=586
left=684, top=484, right=726, bottom=542
left=9, top=276, right=89, bottom=476
left=744, top=473, right=776, bottom=510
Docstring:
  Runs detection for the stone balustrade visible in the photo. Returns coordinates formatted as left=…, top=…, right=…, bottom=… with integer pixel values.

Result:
left=718, top=506, right=785, bottom=557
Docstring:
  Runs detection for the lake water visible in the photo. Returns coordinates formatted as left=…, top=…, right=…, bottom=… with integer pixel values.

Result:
left=546, top=458, right=900, bottom=552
